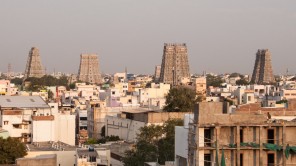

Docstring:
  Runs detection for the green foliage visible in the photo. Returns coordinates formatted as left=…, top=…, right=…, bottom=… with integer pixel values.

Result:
left=10, top=78, right=23, bottom=85
left=100, top=126, right=106, bottom=137
left=163, top=87, right=197, bottom=112
left=229, top=73, right=240, bottom=78
left=69, top=83, right=76, bottom=89
left=236, top=79, right=249, bottom=85
left=85, top=138, right=97, bottom=145
left=122, top=119, right=183, bottom=165
left=0, top=137, right=27, bottom=164
left=96, top=135, right=121, bottom=144
left=206, top=74, right=223, bottom=87
left=25, top=75, right=69, bottom=91
left=276, top=99, right=288, bottom=104
left=48, top=90, right=54, bottom=100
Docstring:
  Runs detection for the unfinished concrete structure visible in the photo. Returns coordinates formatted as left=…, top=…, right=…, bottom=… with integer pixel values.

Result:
left=182, top=100, right=296, bottom=166
left=24, top=47, right=45, bottom=79
left=78, top=54, right=101, bottom=84
left=251, top=49, right=275, bottom=84
left=160, top=43, right=190, bottom=86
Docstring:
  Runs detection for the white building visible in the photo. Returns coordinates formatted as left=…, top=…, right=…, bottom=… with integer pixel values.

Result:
left=139, top=83, right=170, bottom=108
left=76, top=145, right=111, bottom=166
left=0, top=96, right=75, bottom=145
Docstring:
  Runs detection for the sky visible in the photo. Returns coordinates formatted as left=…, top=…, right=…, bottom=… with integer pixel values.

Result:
left=0, top=0, right=296, bottom=75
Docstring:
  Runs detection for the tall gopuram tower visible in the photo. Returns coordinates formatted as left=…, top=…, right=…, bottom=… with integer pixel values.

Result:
left=78, top=54, right=101, bottom=84
left=159, top=43, right=190, bottom=86
left=24, top=47, right=45, bottom=79
left=251, top=49, right=275, bottom=84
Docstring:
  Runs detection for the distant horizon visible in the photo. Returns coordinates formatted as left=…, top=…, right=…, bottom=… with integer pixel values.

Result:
left=1, top=1, right=295, bottom=75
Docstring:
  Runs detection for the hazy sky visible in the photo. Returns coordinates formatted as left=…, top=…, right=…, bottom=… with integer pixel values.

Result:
left=1, top=0, right=296, bottom=75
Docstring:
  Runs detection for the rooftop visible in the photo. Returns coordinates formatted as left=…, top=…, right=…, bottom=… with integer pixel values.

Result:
left=0, top=96, right=49, bottom=108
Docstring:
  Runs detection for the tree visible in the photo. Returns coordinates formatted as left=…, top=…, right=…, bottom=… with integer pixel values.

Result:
left=163, top=87, right=197, bottom=112
left=0, top=137, right=27, bottom=164
left=10, top=78, right=23, bottom=85
left=206, top=74, right=223, bottom=87
left=48, top=90, right=54, bottom=100
left=85, top=138, right=97, bottom=145
left=122, top=119, right=183, bottom=165
left=236, top=79, right=249, bottom=85
left=157, top=119, right=183, bottom=164
left=100, top=126, right=106, bottom=137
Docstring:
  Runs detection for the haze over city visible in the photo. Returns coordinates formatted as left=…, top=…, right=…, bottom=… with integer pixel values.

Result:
left=1, top=0, right=296, bottom=74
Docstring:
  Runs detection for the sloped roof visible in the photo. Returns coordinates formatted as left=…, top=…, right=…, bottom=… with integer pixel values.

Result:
left=0, top=96, right=49, bottom=108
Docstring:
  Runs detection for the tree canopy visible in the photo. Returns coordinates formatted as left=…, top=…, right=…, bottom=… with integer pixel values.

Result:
left=25, top=75, right=69, bottom=91
left=0, top=137, right=27, bottom=164
left=163, top=86, right=198, bottom=112
left=122, top=119, right=183, bottom=165
left=206, top=74, right=223, bottom=87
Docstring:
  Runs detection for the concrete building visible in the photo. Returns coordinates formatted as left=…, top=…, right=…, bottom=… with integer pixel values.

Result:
left=0, top=80, right=11, bottom=95
left=105, top=110, right=188, bottom=142
left=78, top=54, right=102, bottom=84
left=233, top=88, right=255, bottom=105
left=76, top=108, right=88, bottom=145
left=0, top=96, right=75, bottom=145
left=24, top=47, right=45, bottom=79
left=75, top=145, right=111, bottom=166
left=251, top=49, right=275, bottom=84
left=87, top=100, right=119, bottom=139
left=193, top=77, right=207, bottom=101
left=139, top=83, right=170, bottom=108
left=76, top=83, right=100, bottom=100
left=176, top=101, right=296, bottom=166
left=160, top=43, right=190, bottom=86
left=16, top=154, right=57, bottom=166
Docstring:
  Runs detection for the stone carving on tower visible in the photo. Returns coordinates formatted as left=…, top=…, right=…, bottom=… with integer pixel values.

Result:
left=24, top=47, right=45, bottom=79
left=78, top=54, right=101, bottom=84
left=159, top=43, right=190, bottom=86
left=251, top=49, right=275, bottom=84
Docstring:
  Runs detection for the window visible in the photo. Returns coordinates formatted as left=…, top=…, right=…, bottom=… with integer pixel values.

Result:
left=204, top=129, right=211, bottom=147
left=268, top=129, right=275, bottom=144
left=240, top=154, right=244, bottom=166
left=13, top=124, right=21, bottom=129
left=204, top=154, right=211, bottom=166
left=112, top=91, right=115, bottom=95
left=267, top=153, right=275, bottom=166
left=240, top=129, right=244, bottom=143
left=4, top=121, right=8, bottom=125
left=80, top=117, right=87, bottom=121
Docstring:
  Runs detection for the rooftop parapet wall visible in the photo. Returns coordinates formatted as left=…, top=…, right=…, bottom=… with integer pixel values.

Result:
left=147, top=112, right=188, bottom=123
left=199, top=113, right=266, bottom=126
left=32, top=115, right=54, bottom=121
left=236, top=99, right=296, bottom=116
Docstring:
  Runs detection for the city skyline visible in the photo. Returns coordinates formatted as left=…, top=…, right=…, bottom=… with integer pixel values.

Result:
left=1, top=0, right=296, bottom=75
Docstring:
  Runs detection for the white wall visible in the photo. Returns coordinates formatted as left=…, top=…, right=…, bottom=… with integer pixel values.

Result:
left=32, top=120, right=55, bottom=142
left=55, top=114, right=76, bottom=146
left=175, top=126, right=188, bottom=159
left=25, top=151, right=75, bottom=166
left=105, top=116, right=145, bottom=142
